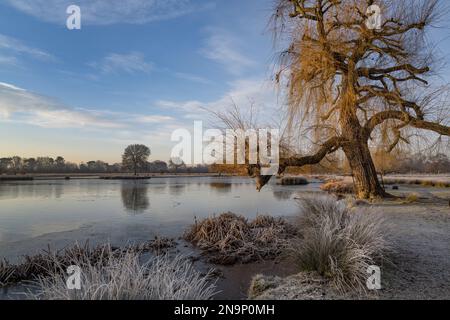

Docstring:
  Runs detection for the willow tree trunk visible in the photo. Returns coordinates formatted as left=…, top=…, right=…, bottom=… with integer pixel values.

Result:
left=340, top=94, right=387, bottom=199
left=342, top=140, right=387, bottom=199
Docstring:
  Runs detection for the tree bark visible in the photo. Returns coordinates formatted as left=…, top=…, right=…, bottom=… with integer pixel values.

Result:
left=342, top=140, right=387, bottom=199
left=340, top=99, right=388, bottom=199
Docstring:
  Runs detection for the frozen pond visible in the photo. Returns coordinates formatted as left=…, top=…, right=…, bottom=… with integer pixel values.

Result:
left=0, top=177, right=321, bottom=260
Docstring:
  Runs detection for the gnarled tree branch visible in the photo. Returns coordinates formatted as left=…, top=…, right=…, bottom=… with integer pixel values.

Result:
left=250, top=136, right=346, bottom=191
left=365, top=110, right=450, bottom=136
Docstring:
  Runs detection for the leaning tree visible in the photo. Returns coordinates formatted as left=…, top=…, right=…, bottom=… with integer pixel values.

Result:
left=245, top=0, right=450, bottom=199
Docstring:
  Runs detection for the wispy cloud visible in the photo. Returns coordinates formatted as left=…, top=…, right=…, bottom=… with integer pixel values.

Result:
left=0, top=82, right=178, bottom=130
left=156, top=99, right=204, bottom=114
left=174, top=72, right=212, bottom=85
left=0, top=54, right=19, bottom=66
left=89, top=52, right=153, bottom=75
left=138, top=115, right=174, bottom=123
left=0, top=79, right=280, bottom=161
left=156, top=78, right=279, bottom=120
left=6, top=0, right=214, bottom=25
left=0, top=33, right=55, bottom=62
left=0, top=82, right=122, bottom=128
left=0, top=82, right=186, bottom=161
left=0, top=83, right=184, bottom=161
left=201, top=28, right=256, bottom=75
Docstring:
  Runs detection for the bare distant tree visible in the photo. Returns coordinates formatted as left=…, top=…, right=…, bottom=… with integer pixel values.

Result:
left=122, top=144, right=151, bottom=176
left=229, top=0, right=450, bottom=199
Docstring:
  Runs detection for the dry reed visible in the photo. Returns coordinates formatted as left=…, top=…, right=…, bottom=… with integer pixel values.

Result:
left=184, top=213, right=296, bottom=264
left=320, top=181, right=355, bottom=194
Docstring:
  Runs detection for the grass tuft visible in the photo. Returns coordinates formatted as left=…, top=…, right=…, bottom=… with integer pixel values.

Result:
left=26, top=250, right=217, bottom=300
left=320, top=181, right=354, bottom=194
left=405, top=193, right=419, bottom=203
left=289, top=195, right=387, bottom=293
left=0, top=237, right=176, bottom=287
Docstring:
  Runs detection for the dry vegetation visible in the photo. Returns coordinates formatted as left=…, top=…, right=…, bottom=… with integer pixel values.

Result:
left=288, top=196, right=388, bottom=293
left=0, top=237, right=175, bottom=287
left=384, top=178, right=450, bottom=188
left=280, top=177, right=309, bottom=186
left=184, top=213, right=297, bottom=264
left=27, top=250, right=216, bottom=300
left=320, top=181, right=355, bottom=194
left=405, top=193, right=420, bottom=203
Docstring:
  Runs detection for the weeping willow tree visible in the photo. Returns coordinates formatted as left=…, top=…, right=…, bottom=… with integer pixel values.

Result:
left=238, top=0, right=450, bottom=199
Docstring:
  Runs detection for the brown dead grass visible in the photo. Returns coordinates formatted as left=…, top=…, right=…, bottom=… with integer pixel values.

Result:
left=384, top=178, right=450, bottom=188
left=184, top=213, right=297, bottom=265
left=320, top=181, right=354, bottom=194
left=405, top=193, right=419, bottom=203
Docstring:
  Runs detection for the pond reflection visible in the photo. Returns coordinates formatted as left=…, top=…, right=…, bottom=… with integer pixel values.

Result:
left=272, top=190, right=293, bottom=201
left=168, top=184, right=186, bottom=196
left=121, top=181, right=150, bottom=214
left=209, top=182, right=232, bottom=194
left=0, top=182, right=64, bottom=200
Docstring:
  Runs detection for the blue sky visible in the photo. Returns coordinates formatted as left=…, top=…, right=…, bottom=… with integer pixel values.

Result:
left=0, top=0, right=449, bottom=163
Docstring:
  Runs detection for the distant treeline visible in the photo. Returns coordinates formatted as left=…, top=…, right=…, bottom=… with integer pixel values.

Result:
left=208, top=152, right=450, bottom=175
left=333, top=152, right=450, bottom=175
left=0, top=156, right=209, bottom=174
left=291, top=152, right=450, bottom=175
left=1, top=152, right=449, bottom=175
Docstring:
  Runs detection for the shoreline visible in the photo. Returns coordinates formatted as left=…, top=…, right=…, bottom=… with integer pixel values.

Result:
left=0, top=173, right=239, bottom=181
left=1, top=173, right=450, bottom=183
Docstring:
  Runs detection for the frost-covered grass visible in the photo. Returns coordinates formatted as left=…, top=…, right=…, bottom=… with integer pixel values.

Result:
left=0, top=238, right=175, bottom=287
left=27, top=249, right=217, bottom=300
